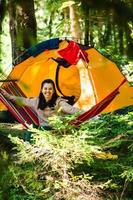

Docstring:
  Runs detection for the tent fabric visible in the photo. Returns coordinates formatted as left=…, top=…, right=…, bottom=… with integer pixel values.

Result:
left=27, top=38, right=60, bottom=57
left=70, top=78, right=126, bottom=126
left=58, top=41, right=89, bottom=64
left=85, top=48, right=133, bottom=112
left=0, top=39, right=133, bottom=121
left=0, top=82, right=39, bottom=128
left=0, top=78, right=125, bottom=129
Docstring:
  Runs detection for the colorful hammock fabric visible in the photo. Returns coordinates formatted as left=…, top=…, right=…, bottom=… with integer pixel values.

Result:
left=0, top=82, right=39, bottom=128
left=70, top=79, right=127, bottom=126
left=0, top=79, right=126, bottom=129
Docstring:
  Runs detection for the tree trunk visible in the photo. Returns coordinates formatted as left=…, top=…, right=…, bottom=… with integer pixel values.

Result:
left=0, top=0, right=6, bottom=69
left=103, top=21, right=112, bottom=46
left=8, top=0, right=37, bottom=66
left=125, top=24, right=133, bottom=58
left=84, top=19, right=89, bottom=45
left=118, top=27, right=124, bottom=55
left=69, top=4, right=82, bottom=43
left=0, top=0, right=6, bottom=34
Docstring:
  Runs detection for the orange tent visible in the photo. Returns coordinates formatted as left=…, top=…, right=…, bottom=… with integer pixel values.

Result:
left=0, top=38, right=133, bottom=115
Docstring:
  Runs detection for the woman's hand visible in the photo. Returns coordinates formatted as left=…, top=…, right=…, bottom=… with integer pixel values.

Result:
left=0, top=87, right=23, bottom=105
left=0, top=88, right=10, bottom=98
left=0, top=88, right=6, bottom=94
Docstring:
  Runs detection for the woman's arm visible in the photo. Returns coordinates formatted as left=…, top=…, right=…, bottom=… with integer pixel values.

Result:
left=57, top=98, right=84, bottom=114
left=0, top=88, right=25, bottom=105
left=0, top=88, right=37, bottom=108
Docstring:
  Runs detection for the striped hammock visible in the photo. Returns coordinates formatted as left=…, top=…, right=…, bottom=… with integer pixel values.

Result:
left=0, top=79, right=126, bottom=128
left=70, top=79, right=126, bottom=126
left=0, top=82, right=39, bottom=128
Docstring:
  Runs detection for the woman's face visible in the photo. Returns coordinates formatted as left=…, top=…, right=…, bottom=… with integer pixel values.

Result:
left=41, top=82, right=54, bottom=102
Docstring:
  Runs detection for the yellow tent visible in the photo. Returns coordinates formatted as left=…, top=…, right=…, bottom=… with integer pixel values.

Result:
left=0, top=39, right=133, bottom=115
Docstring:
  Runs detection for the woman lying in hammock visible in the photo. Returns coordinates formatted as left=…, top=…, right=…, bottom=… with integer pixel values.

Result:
left=0, top=79, right=83, bottom=130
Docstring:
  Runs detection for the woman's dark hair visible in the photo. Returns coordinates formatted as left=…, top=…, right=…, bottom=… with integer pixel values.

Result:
left=38, top=79, right=59, bottom=110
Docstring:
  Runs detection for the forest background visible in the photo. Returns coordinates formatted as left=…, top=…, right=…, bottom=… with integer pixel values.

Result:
left=0, top=0, right=133, bottom=200
left=0, top=0, right=133, bottom=70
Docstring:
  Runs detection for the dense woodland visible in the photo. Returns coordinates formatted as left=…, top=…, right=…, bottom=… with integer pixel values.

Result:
left=0, top=0, right=133, bottom=200
left=0, top=0, right=133, bottom=65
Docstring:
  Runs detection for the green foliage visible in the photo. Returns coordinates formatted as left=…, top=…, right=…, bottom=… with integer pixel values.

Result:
left=121, top=167, right=133, bottom=182
left=98, top=47, right=133, bottom=84
left=99, top=47, right=128, bottom=66
left=0, top=111, right=133, bottom=199
left=6, top=124, right=95, bottom=199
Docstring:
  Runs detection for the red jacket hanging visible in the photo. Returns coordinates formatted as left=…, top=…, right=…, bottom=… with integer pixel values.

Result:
left=58, top=41, right=89, bottom=65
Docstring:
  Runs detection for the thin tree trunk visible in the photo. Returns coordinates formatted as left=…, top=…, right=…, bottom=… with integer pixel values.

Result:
left=0, top=0, right=6, bottom=70
left=103, top=21, right=112, bottom=46
left=118, top=27, right=124, bottom=54
left=8, top=0, right=37, bottom=66
left=69, top=4, right=82, bottom=43
left=125, top=24, right=133, bottom=58
left=84, top=18, right=89, bottom=45
left=0, top=0, right=6, bottom=34
left=8, top=0, right=17, bottom=65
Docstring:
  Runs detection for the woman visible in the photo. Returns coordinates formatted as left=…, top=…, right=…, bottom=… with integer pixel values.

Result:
left=0, top=79, right=82, bottom=129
